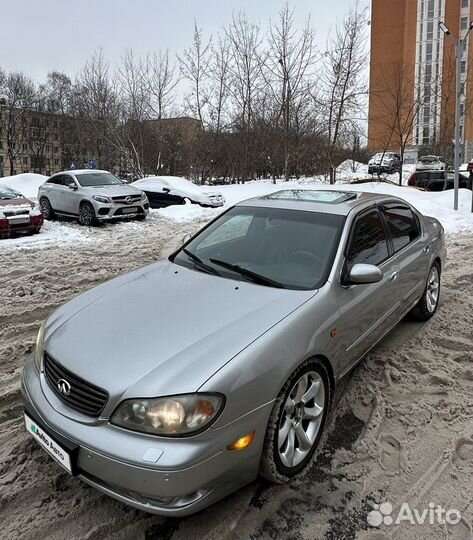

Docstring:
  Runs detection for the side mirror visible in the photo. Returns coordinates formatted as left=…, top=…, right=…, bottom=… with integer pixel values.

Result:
left=162, top=187, right=171, bottom=193
left=182, top=233, right=192, bottom=245
left=347, top=263, right=383, bottom=285
left=68, top=182, right=77, bottom=190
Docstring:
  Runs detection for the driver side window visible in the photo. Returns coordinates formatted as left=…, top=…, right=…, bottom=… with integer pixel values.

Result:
left=347, top=209, right=389, bottom=269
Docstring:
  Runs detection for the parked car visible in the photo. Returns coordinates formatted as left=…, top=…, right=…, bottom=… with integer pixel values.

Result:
left=407, top=170, right=471, bottom=191
left=38, top=170, right=149, bottom=225
left=416, top=155, right=445, bottom=171
left=131, top=176, right=225, bottom=208
left=368, top=152, right=402, bottom=175
left=22, top=190, right=445, bottom=516
left=0, top=185, right=43, bottom=239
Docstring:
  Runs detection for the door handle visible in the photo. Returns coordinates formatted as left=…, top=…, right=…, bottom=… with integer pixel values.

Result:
left=390, top=271, right=399, bottom=281
left=423, top=245, right=430, bottom=253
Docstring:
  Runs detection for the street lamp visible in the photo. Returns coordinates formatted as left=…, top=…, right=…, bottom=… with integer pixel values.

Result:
left=439, top=20, right=473, bottom=210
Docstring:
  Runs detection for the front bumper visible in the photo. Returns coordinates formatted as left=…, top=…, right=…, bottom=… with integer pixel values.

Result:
left=92, top=200, right=149, bottom=221
left=21, top=357, right=270, bottom=516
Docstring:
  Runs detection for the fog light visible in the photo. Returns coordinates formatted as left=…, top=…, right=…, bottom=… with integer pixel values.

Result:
left=227, top=431, right=255, bottom=451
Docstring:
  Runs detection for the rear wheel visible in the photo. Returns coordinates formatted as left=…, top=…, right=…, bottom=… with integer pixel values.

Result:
left=78, top=202, right=96, bottom=226
left=39, top=197, right=55, bottom=220
left=411, top=262, right=441, bottom=320
left=259, top=358, right=331, bottom=483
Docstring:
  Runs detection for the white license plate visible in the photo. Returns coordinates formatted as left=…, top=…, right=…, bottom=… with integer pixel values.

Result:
left=24, top=414, right=72, bottom=473
left=122, top=207, right=137, bottom=214
left=9, top=217, right=30, bottom=224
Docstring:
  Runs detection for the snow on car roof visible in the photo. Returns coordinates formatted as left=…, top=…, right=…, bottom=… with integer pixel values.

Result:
left=132, top=176, right=203, bottom=194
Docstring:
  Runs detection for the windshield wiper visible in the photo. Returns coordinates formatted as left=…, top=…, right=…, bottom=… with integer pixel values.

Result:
left=183, top=248, right=220, bottom=276
left=209, top=258, right=285, bottom=289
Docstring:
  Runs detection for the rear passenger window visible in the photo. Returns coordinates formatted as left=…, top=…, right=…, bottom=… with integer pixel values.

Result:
left=347, top=210, right=389, bottom=267
left=382, top=204, right=420, bottom=252
left=48, top=175, right=64, bottom=185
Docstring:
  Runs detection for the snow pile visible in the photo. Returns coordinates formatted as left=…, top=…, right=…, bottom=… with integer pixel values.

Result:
left=336, top=159, right=369, bottom=181
left=0, top=220, right=89, bottom=250
left=0, top=173, right=47, bottom=199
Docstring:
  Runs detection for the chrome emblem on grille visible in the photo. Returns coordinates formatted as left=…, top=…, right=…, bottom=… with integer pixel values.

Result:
left=125, top=196, right=133, bottom=204
left=57, top=378, right=71, bottom=396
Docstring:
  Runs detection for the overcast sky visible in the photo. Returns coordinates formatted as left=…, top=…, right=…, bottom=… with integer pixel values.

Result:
left=1, top=0, right=368, bottom=82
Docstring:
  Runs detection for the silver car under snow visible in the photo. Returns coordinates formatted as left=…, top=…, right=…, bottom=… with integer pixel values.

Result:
left=22, top=190, right=446, bottom=516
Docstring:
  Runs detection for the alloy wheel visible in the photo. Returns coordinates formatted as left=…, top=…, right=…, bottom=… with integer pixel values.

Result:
left=80, top=205, right=93, bottom=226
left=40, top=198, right=51, bottom=219
left=426, top=265, right=440, bottom=313
left=278, top=371, right=325, bottom=468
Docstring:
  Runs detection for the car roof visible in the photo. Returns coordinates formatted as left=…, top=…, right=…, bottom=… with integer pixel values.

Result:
left=50, top=169, right=110, bottom=176
left=236, top=189, right=408, bottom=216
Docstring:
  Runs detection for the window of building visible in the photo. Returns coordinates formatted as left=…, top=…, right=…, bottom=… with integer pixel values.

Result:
left=462, top=0, right=469, bottom=7
left=461, top=17, right=469, bottom=31
left=461, top=59, right=467, bottom=73
left=54, top=133, right=58, bottom=140
left=22, top=156, right=28, bottom=164
left=54, top=158, right=59, bottom=165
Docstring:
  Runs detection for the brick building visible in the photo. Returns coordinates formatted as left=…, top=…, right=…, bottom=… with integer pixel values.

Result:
left=368, top=0, right=473, bottom=160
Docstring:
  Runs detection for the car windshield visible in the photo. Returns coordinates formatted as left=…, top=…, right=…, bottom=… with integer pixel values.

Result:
left=172, top=206, right=345, bottom=290
left=0, top=186, right=23, bottom=199
left=420, top=156, right=436, bottom=163
left=75, top=172, right=122, bottom=187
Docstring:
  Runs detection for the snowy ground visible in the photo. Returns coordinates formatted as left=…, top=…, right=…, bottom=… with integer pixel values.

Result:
left=1, top=171, right=473, bottom=539
left=0, top=224, right=472, bottom=540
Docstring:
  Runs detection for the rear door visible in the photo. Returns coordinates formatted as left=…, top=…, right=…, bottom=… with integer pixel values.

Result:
left=332, top=207, right=401, bottom=373
left=43, top=175, right=65, bottom=209
left=379, top=202, right=430, bottom=309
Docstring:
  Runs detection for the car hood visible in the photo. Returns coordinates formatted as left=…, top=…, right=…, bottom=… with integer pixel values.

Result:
left=0, top=197, right=34, bottom=208
left=85, top=184, right=143, bottom=197
left=44, top=260, right=314, bottom=412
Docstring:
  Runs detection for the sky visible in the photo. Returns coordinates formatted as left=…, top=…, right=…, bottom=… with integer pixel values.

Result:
left=1, top=0, right=369, bottom=83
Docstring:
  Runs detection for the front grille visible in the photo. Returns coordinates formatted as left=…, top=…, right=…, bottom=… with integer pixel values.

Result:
left=112, top=195, right=142, bottom=204
left=44, top=352, right=108, bottom=416
left=4, top=209, right=30, bottom=217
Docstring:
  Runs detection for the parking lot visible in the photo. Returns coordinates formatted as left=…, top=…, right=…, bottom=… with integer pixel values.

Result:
left=1, top=216, right=472, bottom=540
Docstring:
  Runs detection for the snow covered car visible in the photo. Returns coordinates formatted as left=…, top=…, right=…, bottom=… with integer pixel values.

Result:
left=368, top=152, right=401, bottom=175
left=0, top=185, right=43, bottom=239
left=416, top=155, right=445, bottom=171
left=131, top=176, right=225, bottom=208
left=407, top=170, right=471, bottom=191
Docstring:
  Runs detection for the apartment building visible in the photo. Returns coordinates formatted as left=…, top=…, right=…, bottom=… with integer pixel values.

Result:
left=368, top=0, right=473, bottom=160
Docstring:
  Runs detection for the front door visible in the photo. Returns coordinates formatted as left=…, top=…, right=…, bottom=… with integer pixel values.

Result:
left=332, top=207, right=401, bottom=375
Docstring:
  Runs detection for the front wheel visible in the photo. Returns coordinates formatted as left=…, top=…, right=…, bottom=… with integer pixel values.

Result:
left=78, top=202, right=96, bottom=226
left=39, top=197, right=55, bottom=220
left=411, top=262, right=441, bottom=320
left=259, top=358, right=331, bottom=483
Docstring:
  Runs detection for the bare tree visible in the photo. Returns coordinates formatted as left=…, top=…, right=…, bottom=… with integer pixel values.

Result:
left=225, top=12, right=265, bottom=181
left=1, top=72, right=37, bottom=175
left=178, top=22, right=211, bottom=128
left=264, top=3, right=317, bottom=180
left=319, top=4, right=368, bottom=183
left=147, top=50, right=179, bottom=119
left=372, top=63, right=424, bottom=185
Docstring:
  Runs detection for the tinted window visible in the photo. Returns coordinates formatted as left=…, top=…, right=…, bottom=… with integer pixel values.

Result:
left=48, top=175, right=65, bottom=185
left=347, top=210, right=389, bottom=267
left=76, top=172, right=122, bottom=187
left=382, top=204, right=420, bottom=252
left=173, top=206, right=345, bottom=290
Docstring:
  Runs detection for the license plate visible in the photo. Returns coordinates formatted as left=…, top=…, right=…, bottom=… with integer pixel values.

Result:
left=122, top=207, right=137, bottom=214
left=24, top=414, right=72, bottom=474
left=9, top=217, right=30, bottom=224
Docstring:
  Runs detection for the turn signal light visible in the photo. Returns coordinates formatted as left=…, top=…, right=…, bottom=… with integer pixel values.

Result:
left=227, top=431, right=255, bottom=451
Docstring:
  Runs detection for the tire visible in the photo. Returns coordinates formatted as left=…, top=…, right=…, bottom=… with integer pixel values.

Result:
left=411, top=262, right=441, bottom=321
left=39, top=197, right=55, bottom=220
left=259, top=358, right=331, bottom=484
left=78, top=202, right=96, bottom=226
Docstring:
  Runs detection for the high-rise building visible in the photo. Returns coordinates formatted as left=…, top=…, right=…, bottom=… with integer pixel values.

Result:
left=368, top=0, right=473, bottom=160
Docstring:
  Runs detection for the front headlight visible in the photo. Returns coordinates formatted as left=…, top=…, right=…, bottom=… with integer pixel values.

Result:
left=34, top=321, right=45, bottom=371
left=93, top=195, right=111, bottom=204
left=111, top=393, right=224, bottom=436
left=141, top=192, right=148, bottom=201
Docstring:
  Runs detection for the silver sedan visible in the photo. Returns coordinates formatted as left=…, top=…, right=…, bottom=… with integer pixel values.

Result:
left=22, top=190, right=446, bottom=516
